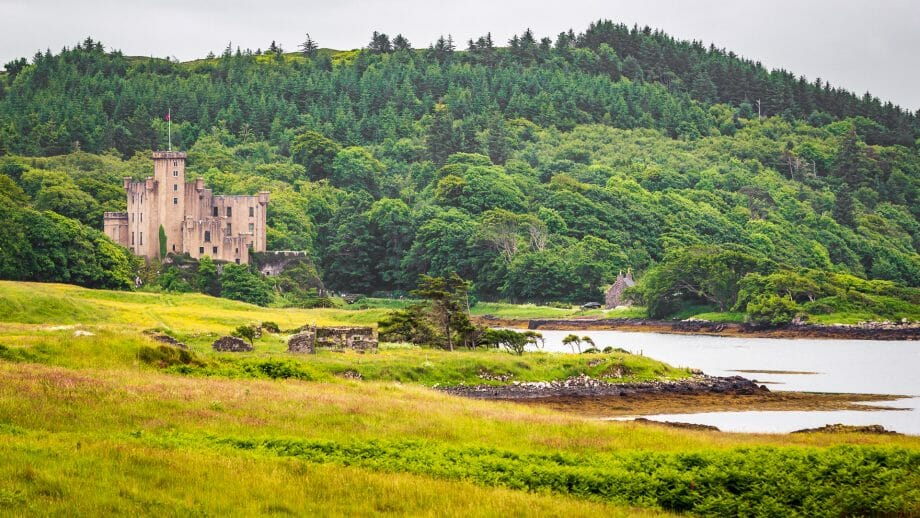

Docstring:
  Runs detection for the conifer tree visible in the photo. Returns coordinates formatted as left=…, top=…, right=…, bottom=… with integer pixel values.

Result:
left=299, top=33, right=318, bottom=58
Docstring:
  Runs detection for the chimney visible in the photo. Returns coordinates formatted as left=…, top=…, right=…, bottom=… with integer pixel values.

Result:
left=195, top=177, right=205, bottom=191
left=123, top=176, right=131, bottom=189
left=258, top=191, right=270, bottom=204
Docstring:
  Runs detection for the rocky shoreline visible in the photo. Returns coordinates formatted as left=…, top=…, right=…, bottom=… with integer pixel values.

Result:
left=438, top=374, right=768, bottom=400
left=474, top=316, right=920, bottom=340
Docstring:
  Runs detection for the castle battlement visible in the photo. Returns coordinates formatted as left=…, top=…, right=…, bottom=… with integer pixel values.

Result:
left=151, top=151, right=188, bottom=159
left=103, top=151, right=269, bottom=264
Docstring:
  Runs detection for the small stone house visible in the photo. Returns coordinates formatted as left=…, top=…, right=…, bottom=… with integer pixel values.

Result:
left=605, top=271, right=635, bottom=309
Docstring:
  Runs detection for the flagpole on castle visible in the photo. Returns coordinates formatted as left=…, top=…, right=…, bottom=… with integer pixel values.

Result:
left=167, top=108, right=172, bottom=151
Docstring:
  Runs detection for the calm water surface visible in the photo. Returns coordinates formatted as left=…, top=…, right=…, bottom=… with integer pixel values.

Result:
left=532, top=330, right=920, bottom=434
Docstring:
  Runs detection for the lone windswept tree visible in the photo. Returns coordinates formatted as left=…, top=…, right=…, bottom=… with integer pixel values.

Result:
left=411, top=272, right=470, bottom=351
left=233, top=324, right=256, bottom=346
left=562, top=334, right=581, bottom=353
left=482, top=328, right=527, bottom=355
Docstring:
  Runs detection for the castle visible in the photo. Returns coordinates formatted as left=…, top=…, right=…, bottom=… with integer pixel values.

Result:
left=104, top=151, right=269, bottom=264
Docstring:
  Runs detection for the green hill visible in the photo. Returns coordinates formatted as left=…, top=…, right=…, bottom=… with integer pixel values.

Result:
left=1, top=24, right=919, bottom=323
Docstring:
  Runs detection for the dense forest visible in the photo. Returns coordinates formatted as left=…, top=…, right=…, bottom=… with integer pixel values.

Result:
left=1, top=21, right=919, bottom=323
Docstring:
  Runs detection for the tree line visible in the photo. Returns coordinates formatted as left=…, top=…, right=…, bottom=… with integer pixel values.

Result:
left=0, top=27, right=918, bottom=323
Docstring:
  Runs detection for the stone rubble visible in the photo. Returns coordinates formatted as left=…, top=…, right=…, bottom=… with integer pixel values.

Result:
left=212, top=335, right=253, bottom=352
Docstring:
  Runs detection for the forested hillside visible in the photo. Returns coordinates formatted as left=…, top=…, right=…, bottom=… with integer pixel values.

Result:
left=1, top=22, right=919, bottom=322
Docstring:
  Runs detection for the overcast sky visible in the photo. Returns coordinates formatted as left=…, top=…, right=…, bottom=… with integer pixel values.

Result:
left=2, top=0, right=918, bottom=111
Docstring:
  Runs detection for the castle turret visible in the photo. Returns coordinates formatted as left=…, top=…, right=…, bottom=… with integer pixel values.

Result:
left=152, top=151, right=187, bottom=256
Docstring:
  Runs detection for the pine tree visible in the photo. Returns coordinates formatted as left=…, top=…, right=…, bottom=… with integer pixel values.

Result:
left=299, top=33, right=318, bottom=58
left=392, top=34, right=411, bottom=52
left=487, top=116, right=510, bottom=165
left=426, top=103, right=455, bottom=164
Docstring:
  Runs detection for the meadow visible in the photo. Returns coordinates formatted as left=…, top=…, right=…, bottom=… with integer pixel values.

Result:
left=0, top=281, right=918, bottom=516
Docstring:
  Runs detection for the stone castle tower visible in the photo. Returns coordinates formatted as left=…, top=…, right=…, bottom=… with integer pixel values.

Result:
left=104, top=151, right=269, bottom=264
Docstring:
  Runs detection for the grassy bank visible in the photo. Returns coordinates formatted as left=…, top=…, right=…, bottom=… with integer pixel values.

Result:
left=1, top=280, right=919, bottom=515
left=1, top=363, right=918, bottom=516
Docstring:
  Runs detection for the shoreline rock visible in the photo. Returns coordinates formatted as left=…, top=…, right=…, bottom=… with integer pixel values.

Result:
left=473, top=317, right=920, bottom=340
left=633, top=418, right=721, bottom=432
left=439, top=374, right=768, bottom=400
left=791, top=423, right=901, bottom=435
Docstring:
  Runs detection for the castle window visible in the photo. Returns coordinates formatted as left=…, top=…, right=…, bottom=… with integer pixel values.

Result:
left=173, top=184, right=178, bottom=191
left=226, top=223, right=232, bottom=235
left=235, top=259, right=240, bottom=264
left=235, top=248, right=239, bottom=254
left=204, top=231, right=211, bottom=242
left=131, top=232, right=135, bottom=245
left=248, top=223, right=254, bottom=233
left=140, top=213, right=142, bottom=222
left=212, top=246, right=218, bottom=254
left=173, top=160, right=177, bottom=166
left=173, top=170, right=178, bottom=177
left=249, top=207, right=254, bottom=217
left=139, top=232, right=143, bottom=245
left=213, top=206, right=218, bottom=217
left=173, top=197, right=178, bottom=205
left=172, top=244, right=176, bottom=252
left=199, top=247, right=204, bottom=254
left=226, top=207, right=232, bottom=217
left=131, top=213, right=134, bottom=222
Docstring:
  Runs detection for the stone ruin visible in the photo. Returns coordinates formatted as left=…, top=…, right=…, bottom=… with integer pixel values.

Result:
left=143, top=330, right=188, bottom=349
left=287, top=326, right=378, bottom=353
left=287, top=332, right=316, bottom=354
left=605, top=270, right=636, bottom=309
left=212, top=335, right=253, bottom=352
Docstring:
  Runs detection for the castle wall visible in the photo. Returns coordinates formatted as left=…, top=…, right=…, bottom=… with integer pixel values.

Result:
left=124, top=178, right=159, bottom=258
left=103, top=212, right=129, bottom=247
left=183, top=188, right=269, bottom=264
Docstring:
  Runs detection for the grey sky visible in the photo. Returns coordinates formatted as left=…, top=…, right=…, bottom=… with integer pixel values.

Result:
left=3, top=0, right=919, bottom=111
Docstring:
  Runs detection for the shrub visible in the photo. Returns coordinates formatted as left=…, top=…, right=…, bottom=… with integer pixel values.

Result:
left=261, top=321, right=281, bottom=333
left=747, top=295, right=799, bottom=326
left=231, top=325, right=257, bottom=345
left=220, top=264, right=272, bottom=306
left=137, top=345, right=202, bottom=368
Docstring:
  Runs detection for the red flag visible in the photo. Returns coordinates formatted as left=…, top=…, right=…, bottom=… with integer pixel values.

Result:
left=165, top=112, right=170, bottom=121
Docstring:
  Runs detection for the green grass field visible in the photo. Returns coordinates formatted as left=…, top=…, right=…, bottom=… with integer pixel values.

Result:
left=0, top=281, right=918, bottom=516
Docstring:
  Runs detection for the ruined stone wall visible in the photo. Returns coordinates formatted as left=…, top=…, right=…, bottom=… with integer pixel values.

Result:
left=212, top=335, right=253, bottom=352
left=287, top=332, right=316, bottom=353
left=290, top=326, right=378, bottom=352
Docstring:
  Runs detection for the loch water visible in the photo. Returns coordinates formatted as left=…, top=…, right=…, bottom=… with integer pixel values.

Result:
left=533, top=330, right=920, bottom=434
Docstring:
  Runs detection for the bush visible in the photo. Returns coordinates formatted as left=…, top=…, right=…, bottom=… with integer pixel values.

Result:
left=215, top=438, right=920, bottom=517
left=746, top=295, right=799, bottom=326
left=220, top=264, right=272, bottom=306
left=261, top=321, right=281, bottom=333
left=137, top=345, right=202, bottom=368
left=231, top=325, right=257, bottom=345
